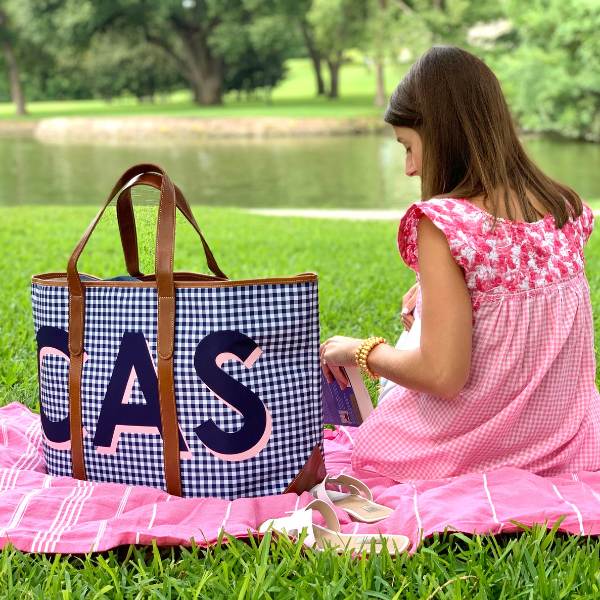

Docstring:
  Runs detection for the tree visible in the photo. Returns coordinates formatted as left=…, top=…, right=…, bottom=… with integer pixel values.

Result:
left=371, top=0, right=390, bottom=107
left=0, top=4, right=27, bottom=115
left=219, top=15, right=289, bottom=100
left=20, top=0, right=291, bottom=106
left=275, top=0, right=326, bottom=96
left=81, top=0, right=227, bottom=105
left=308, top=0, right=369, bottom=98
left=405, top=0, right=507, bottom=49
left=299, top=10, right=327, bottom=95
left=361, top=0, right=433, bottom=107
left=365, top=0, right=507, bottom=107
left=491, top=0, right=600, bottom=141
left=80, top=33, right=186, bottom=102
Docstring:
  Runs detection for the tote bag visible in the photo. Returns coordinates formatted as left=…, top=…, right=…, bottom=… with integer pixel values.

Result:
left=31, top=164, right=325, bottom=499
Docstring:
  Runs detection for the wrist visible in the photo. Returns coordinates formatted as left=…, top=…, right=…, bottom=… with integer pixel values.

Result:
left=365, top=341, right=388, bottom=378
left=354, top=336, right=387, bottom=380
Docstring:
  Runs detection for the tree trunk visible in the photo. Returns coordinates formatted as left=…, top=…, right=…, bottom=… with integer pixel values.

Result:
left=2, top=39, right=26, bottom=116
left=327, top=58, right=341, bottom=99
left=310, top=55, right=325, bottom=96
left=300, top=18, right=325, bottom=96
left=147, top=23, right=224, bottom=106
left=183, top=47, right=222, bottom=106
left=374, top=0, right=387, bottom=107
left=188, top=65, right=222, bottom=105
left=374, top=59, right=386, bottom=107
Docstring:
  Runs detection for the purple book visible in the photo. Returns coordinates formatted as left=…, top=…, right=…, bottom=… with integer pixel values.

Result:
left=321, top=365, right=374, bottom=427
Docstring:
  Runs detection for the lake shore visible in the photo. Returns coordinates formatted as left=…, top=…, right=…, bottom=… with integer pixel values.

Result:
left=0, top=115, right=549, bottom=144
left=0, top=115, right=388, bottom=144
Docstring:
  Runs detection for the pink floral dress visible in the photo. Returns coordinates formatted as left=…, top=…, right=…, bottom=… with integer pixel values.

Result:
left=351, top=197, right=600, bottom=481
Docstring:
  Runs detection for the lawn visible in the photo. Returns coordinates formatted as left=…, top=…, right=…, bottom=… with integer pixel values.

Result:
left=2, top=205, right=600, bottom=597
left=0, top=59, right=407, bottom=121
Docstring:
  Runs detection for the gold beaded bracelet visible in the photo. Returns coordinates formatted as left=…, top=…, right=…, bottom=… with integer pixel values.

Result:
left=354, top=336, right=387, bottom=380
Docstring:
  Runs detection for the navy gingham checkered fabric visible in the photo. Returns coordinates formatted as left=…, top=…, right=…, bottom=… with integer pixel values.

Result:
left=32, top=280, right=322, bottom=499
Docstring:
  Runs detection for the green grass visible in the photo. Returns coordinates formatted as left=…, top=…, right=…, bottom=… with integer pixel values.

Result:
left=2, top=205, right=600, bottom=598
left=3, top=521, right=600, bottom=598
left=0, top=58, right=407, bottom=120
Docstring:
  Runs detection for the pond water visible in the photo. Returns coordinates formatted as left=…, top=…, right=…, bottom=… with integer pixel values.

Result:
left=1, top=134, right=599, bottom=208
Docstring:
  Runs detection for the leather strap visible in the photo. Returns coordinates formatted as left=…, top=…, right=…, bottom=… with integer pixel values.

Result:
left=66, top=163, right=199, bottom=496
left=116, top=191, right=142, bottom=277
left=115, top=172, right=227, bottom=280
left=284, top=444, right=326, bottom=495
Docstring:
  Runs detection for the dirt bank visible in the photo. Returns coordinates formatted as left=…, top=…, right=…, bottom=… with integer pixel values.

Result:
left=0, top=120, right=38, bottom=137
left=28, top=116, right=386, bottom=145
left=0, top=116, right=575, bottom=147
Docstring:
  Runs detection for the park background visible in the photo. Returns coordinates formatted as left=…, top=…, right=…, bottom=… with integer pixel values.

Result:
left=0, top=0, right=598, bottom=209
left=2, top=0, right=600, bottom=598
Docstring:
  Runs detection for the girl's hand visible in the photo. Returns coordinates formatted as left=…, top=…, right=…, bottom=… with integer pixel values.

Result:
left=320, top=335, right=364, bottom=389
left=401, top=281, right=419, bottom=331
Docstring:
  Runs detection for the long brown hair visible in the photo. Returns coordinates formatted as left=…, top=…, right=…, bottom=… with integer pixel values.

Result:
left=384, top=45, right=582, bottom=229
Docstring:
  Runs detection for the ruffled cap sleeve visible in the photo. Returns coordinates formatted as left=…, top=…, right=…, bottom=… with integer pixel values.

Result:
left=397, top=199, right=474, bottom=275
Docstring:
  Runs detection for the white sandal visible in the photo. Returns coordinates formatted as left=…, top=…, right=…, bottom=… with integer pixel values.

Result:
left=258, top=498, right=409, bottom=555
left=310, top=474, right=394, bottom=523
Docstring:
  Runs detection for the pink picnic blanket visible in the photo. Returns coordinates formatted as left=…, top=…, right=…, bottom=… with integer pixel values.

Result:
left=1, top=401, right=599, bottom=555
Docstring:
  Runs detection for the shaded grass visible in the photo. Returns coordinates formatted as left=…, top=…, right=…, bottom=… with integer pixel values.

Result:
left=2, top=518, right=600, bottom=598
left=0, top=59, right=408, bottom=121
left=2, top=204, right=600, bottom=598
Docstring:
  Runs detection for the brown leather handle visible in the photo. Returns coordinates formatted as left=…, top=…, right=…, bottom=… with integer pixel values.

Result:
left=115, top=172, right=228, bottom=280
left=66, top=163, right=186, bottom=496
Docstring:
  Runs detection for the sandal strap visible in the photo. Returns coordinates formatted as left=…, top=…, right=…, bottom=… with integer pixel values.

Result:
left=258, top=508, right=317, bottom=547
left=310, top=475, right=356, bottom=504
left=324, top=489, right=360, bottom=502
left=309, top=477, right=335, bottom=505
left=323, top=474, right=374, bottom=501
left=305, top=498, right=341, bottom=532
left=258, top=499, right=341, bottom=546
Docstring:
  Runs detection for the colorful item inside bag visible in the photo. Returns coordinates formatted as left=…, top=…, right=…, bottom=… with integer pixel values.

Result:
left=31, top=164, right=325, bottom=499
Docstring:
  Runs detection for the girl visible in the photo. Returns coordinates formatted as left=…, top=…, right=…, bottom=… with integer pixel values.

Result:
left=319, top=45, right=600, bottom=481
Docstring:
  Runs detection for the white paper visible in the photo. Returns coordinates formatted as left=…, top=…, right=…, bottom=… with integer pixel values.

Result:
left=377, top=315, right=421, bottom=403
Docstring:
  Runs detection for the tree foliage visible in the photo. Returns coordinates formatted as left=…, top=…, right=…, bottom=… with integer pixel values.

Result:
left=0, top=0, right=597, bottom=143
left=11, top=0, right=291, bottom=106
left=308, top=0, right=368, bottom=98
left=491, top=0, right=600, bottom=141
